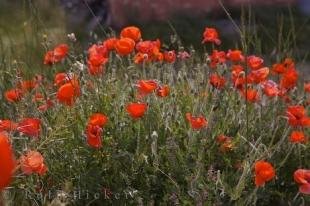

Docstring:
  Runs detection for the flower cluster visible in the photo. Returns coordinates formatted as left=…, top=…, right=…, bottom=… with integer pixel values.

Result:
left=0, top=26, right=309, bottom=204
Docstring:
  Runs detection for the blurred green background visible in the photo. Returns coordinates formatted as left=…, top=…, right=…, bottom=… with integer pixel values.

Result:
left=0, top=0, right=309, bottom=76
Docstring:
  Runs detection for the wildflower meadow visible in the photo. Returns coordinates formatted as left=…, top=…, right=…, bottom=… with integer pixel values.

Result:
left=0, top=6, right=309, bottom=205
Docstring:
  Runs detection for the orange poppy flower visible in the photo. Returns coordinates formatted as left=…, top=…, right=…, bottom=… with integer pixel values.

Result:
left=247, top=55, right=264, bottom=70
left=88, top=113, right=108, bottom=127
left=231, top=65, right=245, bottom=89
left=54, top=73, right=67, bottom=86
left=54, top=72, right=77, bottom=87
left=86, top=124, right=103, bottom=149
left=280, top=68, right=298, bottom=90
left=290, top=131, right=307, bottom=143
left=304, top=83, right=310, bottom=93
left=164, top=50, right=176, bottom=63
left=241, top=89, right=260, bottom=103
left=0, top=120, right=17, bottom=133
left=88, top=63, right=105, bottom=76
left=136, top=39, right=160, bottom=54
left=4, top=88, right=23, bottom=103
left=44, top=44, right=69, bottom=65
left=17, top=118, right=41, bottom=138
left=209, top=74, right=226, bottom=89
left=87, top=44, right=109, bottom=76
left=261, top=80, right=279, bottom=97
left=88, top=53, right=108, bottom=68
left=88, top=44, right=109, bottom=58
left=209, top=50, right=226, bottom=69
left=56, top=81, right=80, bottom=106
left=294, top=169, right=310, bottom=195
left=202, top=27, right=221, bottom=45
left=216, top=134, right=231, bottom=144
left=120, top=26, right=142, bottom=42
left=247, top=67, right=269, bottom=84
left=286, top=105, right=310, bottom=127
left=227, top=49, right=245, bottom=62
left=272, top=63, right=286, bottom=74
left=283, top=58, right=295, bottom=69
left=20, top=150, right=47, bottom=176
left=115, top=38, right=135, bottom=56
left=136, top=80, right=158, bottom=95
left=185, top=113, right=208, bottom=130
left=103, top=37, right=117, bottom=51
left=156, top=85, right=170, bottom=97
left=254, top=161, right=275, bottom=187
left=18, top=80, right=37, bottom=92
left=220, top=139, right=234, bottom=153
left=216, top=135, right=234, bottom=152
left=134, top=52, right=149, bottom=64
left=0, top=133, right=15, bottom=191
left=126, top=102, right=147, bottom=119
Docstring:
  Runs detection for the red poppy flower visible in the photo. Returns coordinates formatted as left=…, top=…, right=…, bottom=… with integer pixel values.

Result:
left=44, top=44, right=69, bottom=65
left=85, top=124, right=103, bottom=149
left=247, top=55, right=264, bottom=70
left=87, top=44, right=109, bottom=76
left=231, top=65, right=245, bottom=89
left=209, top=74, right=226, bottom=89
left=156, top=85, right=170, bottom=97
left=0, top=133, right=15, bottom=191
left=88, top=62, right=105, bottom=76
left=209, top=50, right=226, bottom=69
left=290, top=131, right=307, bottom=143
left=88, top=113, right=108, bottom=127
left=136, top=39, right=160, bottom=53
left=220, top=140, right=234, bottom=153
left=247, top=67, right=269, bottom=84
left=272, top=63, right=286, bottom=74
left=286, top=105, right=310, bottom=127
left=261, top=80, right=279, bottom=97
left=18, top=80, right=37, bottom=92
left=56, top=81, right=80, bottom=106
left=17, top=118, right=41, bottom=138
left=88, top=53, right=108, bottom=68
left=280, top=68, right=298, bottom=90
left=241, top=89, right=260, bottom=103
left=54, top=72, right=77, bottom=87
left=294, top=169, right=310, bottom=195
left=164, top=50, right=176, bottom=63
left=202, top=27, right=221, bottom=45
left=304, top=83, right=310, bottom=93
left=0, top=120, right=17, bottom=132
left=216, top=134, right=231, bottom=144
left=4, top=88, right=23, bottom=102
left=20, top=150, right=47, bottom=176
left=254, top=161, right=275, bottom=187
left=126, top=103, right=147, bottom=119
left=136, top=80, right=158, bottom=96
left=103, top=37, right=117, bottom=51
left=185, top=113, right=208, bottom=130
left=88, top=44, right=109, bottom=58
left=227, top=49, right=245, bottom=62
left=135, top=40, right=163, bottom=62
left=120, top=26, right=142, bottom=42
left=134, top=52, right=149, bottom=64
left=216, top=135, right=234, bottom=152
left=115, top=38, right=135, bottom=56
